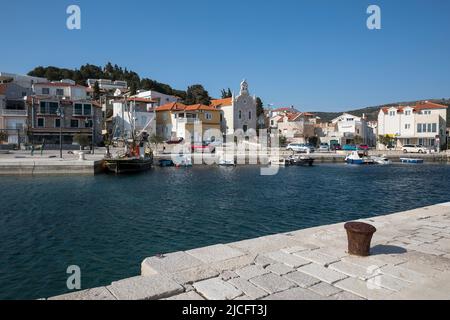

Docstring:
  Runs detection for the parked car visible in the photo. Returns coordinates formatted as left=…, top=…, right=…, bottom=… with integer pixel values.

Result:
left=357, top=144, right=369, bottom=150
left=191, top=142, right=215, bottom=153
left=342, top=144, right=358, bottom=151
left=402, top=144, right=427, bottom=153
left=286, top=143, right=315, bottom=153
left=331, top=144, right=342, bottom=151
left=166, top=137, right=184, bottom=145
left=318, top=143, right=330, bottom=152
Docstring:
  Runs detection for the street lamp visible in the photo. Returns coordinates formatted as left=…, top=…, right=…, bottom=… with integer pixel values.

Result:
left=85, top=114, right=95, bottom=154
left=56, top=106, right=64, bottom=159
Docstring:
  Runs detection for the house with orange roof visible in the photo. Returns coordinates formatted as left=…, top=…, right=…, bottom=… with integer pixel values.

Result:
left=377, top=101, right=448, bottom=150
left=155, top=102, right=222, bottom=142
left=269, top=111, right=315, bottom=143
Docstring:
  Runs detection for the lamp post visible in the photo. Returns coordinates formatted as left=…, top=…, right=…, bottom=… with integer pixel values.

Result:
left=85, top=113, right=95, bottom=155
left=56, top=106, right=64, bottom=159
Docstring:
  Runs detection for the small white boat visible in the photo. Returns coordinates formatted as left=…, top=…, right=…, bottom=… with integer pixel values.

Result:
left=400, top=158, right=424, bottom=164
left=371, top=155, right=392, bottom=165
left=219, top=159, right=236, bottom=166
left=173, top=154, right=192, bottom=167
left=345, top=151, right=374, bottom=165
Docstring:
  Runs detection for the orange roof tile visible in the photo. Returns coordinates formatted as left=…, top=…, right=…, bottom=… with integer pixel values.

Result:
left=185, top=104, right=218, bottom=111
left=156, top=102, right=186, bottom=111
left=211, top=98, right=232, bottom=107
left=381, top=101, right=447, bottom=113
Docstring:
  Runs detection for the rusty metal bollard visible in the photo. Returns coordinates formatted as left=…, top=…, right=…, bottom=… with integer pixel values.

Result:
left=344, top=222, right=377, bottom=256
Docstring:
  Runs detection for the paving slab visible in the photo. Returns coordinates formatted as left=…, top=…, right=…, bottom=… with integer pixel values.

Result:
left=294, top=250, right=340, bottom=266
left=48, top=287, right=116, bottom=300
left=170, top=266, right=219, bottom=285
left=235, top=264, right=269, bottom=279
left=328, top=261, right=376, bottom=280
left=308, top=282, right=342, bottom=297
left=141, top=251, right=204, bottom=275
left=193, top=277, right=242, bottom=300
left=370, top=274, right=411, bottom=292
left=228, top=277, right=269, bottom=299
left=162, top=291, right=205, bottom=300
left=283, top=271, right=321, bottom=288
left=265, top=263, right=295, bottom=276
left=187, top=244, right=245, bottom=264
left=334, top=277, right=394, bottom=300
left=263, top=251, right=310, bottom=268
left=297, top=263, right=348, bottom=284
left=249, top=273, right=296, bottom=294
left=107, top=275, right=183, bottom=300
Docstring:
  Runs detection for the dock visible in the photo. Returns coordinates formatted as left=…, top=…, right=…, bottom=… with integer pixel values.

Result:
left=48, top=202, right=450, bottom=300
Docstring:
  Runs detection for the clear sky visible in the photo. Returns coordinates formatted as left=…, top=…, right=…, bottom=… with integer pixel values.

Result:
left=1, top=0, right=449, bottom=111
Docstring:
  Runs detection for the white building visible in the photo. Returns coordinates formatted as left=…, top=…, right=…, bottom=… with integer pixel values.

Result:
left=33, top=81, right=88, bottom=100
left=112, top=97, right=156, bottom=138
left=135, top=90, right=179, bottom=107
left=0, top=72, right=47, bottom=90
left=331, top=113, right=372, bottom=146
left=87, top=79, right=128, bottom=91
left=377, top=101, right=448, bottom=149
left=210, top=80, right=257, bottom=137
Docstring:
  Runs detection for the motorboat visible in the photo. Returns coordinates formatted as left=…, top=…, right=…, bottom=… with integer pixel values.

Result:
left=287, top=155, right=315, bottom=166
left=173, top=154, right=193, bottom=167
left=371, top=155, right=392, bottom=165
left=218, top=159, right=236, bottom=167
left=400, top=158, right=424, bottom=164
left=345, top=151, right=375, bottom=165
left=159, top=159, right=175, bottom=167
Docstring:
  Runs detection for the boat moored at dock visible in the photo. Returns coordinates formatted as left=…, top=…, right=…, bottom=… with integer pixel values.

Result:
left=400, top=158, right=424, bottom=164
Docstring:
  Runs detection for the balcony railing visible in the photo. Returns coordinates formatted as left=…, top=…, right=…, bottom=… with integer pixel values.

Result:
left=0, top=109, right=27, bottom=116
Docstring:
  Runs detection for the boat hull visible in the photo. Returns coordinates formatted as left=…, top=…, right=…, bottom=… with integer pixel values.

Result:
left=104, top=158, right=153, bottom=174
left=400, top=158, right=424, bottom=164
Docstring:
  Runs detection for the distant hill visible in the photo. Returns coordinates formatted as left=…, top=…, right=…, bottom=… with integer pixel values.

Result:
left=312, top=99, right=450, bottom=123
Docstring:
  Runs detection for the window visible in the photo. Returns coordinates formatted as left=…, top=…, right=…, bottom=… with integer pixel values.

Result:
left=417, top=123, right=422, bottom=133
left=56, top=89, right=64, bottom=96
left=83, top=104, right=92, bottom=116
left=205, top=112, right=212, bottom=120
left=389, top=111, right=395, bottom=116
left=37, top=118, right=45, bottom=128
left=40, top=101, right=46, bottom=114
left=74, top=104, right=83, bottom=115
left=71, top=119, right=79, bottom=128
left=41, top=88, right=50, bottom=95
left=238, top=110, right=242, bottom=119
left=22, top=92, right=27, bottom=97
left=405, top=124, right=411, bottom=130
left=85, top=120, right=93, bottom=128
left=248, top=111, right=252, bottom=120
left=432, top=123, right=437, bottom=133
left=422, top=110, right=431, bottom=115
left=427, top=124, right=432, bottom=132
left=422, top=124, right=427, bottom=132
left=49, top=102, right=58, bottom=115
left=405, top=110, right=411, bottom=116
left=55, top=118, right=61, bottom=128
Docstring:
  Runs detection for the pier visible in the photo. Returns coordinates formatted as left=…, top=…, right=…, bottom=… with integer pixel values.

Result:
left=48, top=202, right=450, bottom=300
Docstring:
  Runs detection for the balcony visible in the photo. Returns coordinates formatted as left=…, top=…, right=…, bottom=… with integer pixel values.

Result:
left=0, top=109, right=27, bottom=116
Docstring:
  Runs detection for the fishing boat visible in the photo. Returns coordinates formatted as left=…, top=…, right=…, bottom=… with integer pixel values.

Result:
left=174, top=154, right=193, bottom=167
left=400, top=158, right=424, bottom=164
left=371, top=155, right=392, bottom=165
left=104, top=98, right=154, bottom=174
left=345, top=151, right=375, bottom=165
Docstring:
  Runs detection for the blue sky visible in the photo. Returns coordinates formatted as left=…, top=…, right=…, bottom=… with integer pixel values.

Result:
left=1, top=0, right=449, bottom=111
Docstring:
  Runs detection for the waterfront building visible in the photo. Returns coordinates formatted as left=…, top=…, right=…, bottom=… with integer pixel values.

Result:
left=331, top=113, right=372, bottom=146
left=156, top=102, right=222, bottom=142
left=26, top=82, right=103, bottom=147
left=210, top=80, right=257, bottom=137
left=270, top=111, right=315, bottom=143
left=135, top=90, right=179, bottom=107
left=269, top=106, right=300, bottom=118
left=112, top=97, right=157, bottom=139
left=0, top=72, right=47, bottom=90
left=377, top=101, right=448, bottom=150
left=87, top=79, right=128, bottom=91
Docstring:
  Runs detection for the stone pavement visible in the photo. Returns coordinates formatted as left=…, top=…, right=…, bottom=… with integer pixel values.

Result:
left=49, top=202, right=450, bottom=300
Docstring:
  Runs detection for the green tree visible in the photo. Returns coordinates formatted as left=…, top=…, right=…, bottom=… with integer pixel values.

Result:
left=378, top=135, right=393, bottom=148
left=279, top=135, right=287, bottom=147
left=184, top=85, right=211, bottom=105
left=221, top=88, right=232, bottom=98
left=130, top=82, right=137, bottom=96
left=73, top=134, right=90, bottom=150
left=0, top=131, right=8, bottom=143
left=256, top=97, right=264, bottom=117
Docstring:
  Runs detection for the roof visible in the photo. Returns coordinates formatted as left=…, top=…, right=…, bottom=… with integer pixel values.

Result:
left=34, top=82, right=87, bottom=89
left=184, top=104, right=218, bottom=111
left=210, top=97, right=232, bottom=107
left=0, top=83, right=7, bottom=95
left=156, top=102, right=187, bottom=111
left=381, top=101, right=448, bottom=113
left=277, top=112, right=304, bottom=122
left=272, top=107, right=300, bottom=113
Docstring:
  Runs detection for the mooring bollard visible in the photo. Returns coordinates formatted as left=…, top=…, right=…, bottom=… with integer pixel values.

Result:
left=344, top=222, right=377, bottom=257
left=78, top=152, right=86, bottom=161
